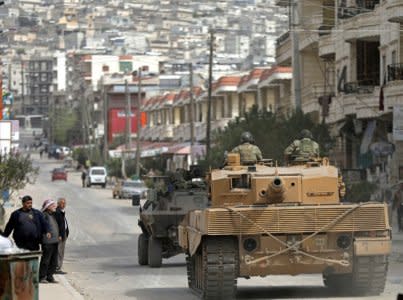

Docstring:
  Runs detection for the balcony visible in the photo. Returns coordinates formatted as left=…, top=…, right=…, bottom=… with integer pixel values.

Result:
left=384, top=63, right=403, bottom=108
left=299, top=18, right=323, bottom=51
left=338, top=0, right=380, bottom=19
left=173, top=124, right=190, bottom=142
left=386, top=0, right=403, bottom=23
left=318, top=32, right=335, bottom=59
left=159, top=124, right=174, bottom=140
left=195, top=122, right=206, bottom=141
left=301, top=83, right=333, bottom=114
left=342, top=9, right=381, bottom=42
left=212, top=118, right=232, bottom=132
left=328, top=87, right=382, bottom=123
left=276, top=31, right=291, bottom=65
left=343, top=78, right=378, bottom=94
left=387, top=63, right=403, bottom=81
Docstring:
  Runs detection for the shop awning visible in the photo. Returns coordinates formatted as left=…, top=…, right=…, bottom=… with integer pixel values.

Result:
left=360, top=120, right=377, bottom=154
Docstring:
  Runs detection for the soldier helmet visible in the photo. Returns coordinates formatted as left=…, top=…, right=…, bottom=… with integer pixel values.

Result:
left=241, top=131, right=254, bottom=144
left=300, top=129, right=313, bottom=139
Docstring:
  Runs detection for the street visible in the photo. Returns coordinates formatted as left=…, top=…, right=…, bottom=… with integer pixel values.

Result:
left=19, top=156, right=403, bottom=300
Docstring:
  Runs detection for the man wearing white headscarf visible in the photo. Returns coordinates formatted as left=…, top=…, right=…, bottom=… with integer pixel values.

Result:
left=39, top=199, right=61, bottom=283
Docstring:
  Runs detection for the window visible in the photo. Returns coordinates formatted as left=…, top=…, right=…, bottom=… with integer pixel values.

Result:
left=392, top=50, right=397, bottom=65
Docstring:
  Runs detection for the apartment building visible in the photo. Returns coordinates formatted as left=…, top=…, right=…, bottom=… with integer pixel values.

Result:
left=24, top=57, right=53, bottom=115
left=276, top=0, right=403, bottom=183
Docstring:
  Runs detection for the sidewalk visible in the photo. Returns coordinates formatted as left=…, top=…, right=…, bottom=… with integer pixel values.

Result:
left=40, top=274, right=85, bottom=300
left=1, top=199, right=85, bottom=300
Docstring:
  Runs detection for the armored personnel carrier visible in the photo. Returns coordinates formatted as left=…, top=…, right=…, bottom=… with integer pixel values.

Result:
left=178, top=154, right=391, bottom=299
left=138, top=170, right=208, bottom=268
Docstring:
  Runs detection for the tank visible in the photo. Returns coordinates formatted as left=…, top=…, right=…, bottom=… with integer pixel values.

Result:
left=178, top=154, right=392, bottom=299
left=137, top=168, right=208, bottom=268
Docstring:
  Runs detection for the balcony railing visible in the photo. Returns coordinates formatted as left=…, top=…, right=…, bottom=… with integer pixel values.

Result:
left=276, top=31, right=290, bottom=46
left=343, top=78, right=378, bottom=94
left=338, top=0, right=380, bottom=19
left=318, top=25, right=333, bottom=36
left=387, top=63, right=403, bottom=81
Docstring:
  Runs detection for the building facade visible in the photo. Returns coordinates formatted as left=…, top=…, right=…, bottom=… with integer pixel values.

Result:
left=276, top=0, right=403, bottom=187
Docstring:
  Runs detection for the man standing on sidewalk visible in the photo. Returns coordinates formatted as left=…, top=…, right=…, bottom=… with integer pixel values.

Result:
left=2, top=195, right=50, bottom=251
left=39, top=199, right=60, bottom=283
left=55, top=197, right=69, bottom=274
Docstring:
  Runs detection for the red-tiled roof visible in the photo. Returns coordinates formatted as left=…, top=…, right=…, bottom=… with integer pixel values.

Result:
left=119, top=55, right=133, bottom=60
left=259, top=66, right=292, bottom=82
left=213, top=76, right=242, bottom=91
left=81, top=55, right=91, bottom=61
left=192, top=86, right=203, bottom=97
left=164, top=92, right=176, bottom=102
left=238, top=68, right=268, bottom=88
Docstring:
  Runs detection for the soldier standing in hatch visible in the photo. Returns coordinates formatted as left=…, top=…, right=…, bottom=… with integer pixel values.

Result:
left=231, top=132, right=263, bottom=165
left=284, top=129, right=320, bottom=163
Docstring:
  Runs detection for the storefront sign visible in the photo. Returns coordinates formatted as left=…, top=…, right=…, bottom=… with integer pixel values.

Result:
left=0, top=121, right=12, bottom=154
left=393, top=105, right=403, bottom=141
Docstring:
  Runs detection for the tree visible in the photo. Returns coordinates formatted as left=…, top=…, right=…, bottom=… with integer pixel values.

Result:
left=52, top=108, right=79, bottom=145
left=0, top=152, right=39, bottom=196
left=201, top=107, right=333, bottom=169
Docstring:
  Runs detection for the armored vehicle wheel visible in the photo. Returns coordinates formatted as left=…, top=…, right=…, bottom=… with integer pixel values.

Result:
left=148, top=238, right=162, bottom=268
left=138, top=234, right=149, bottom=265
left=191, top=237, right=238, bottom=299
left=324, top=255, right=388, bottom=296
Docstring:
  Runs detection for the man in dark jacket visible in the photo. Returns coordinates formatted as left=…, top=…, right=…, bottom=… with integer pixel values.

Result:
left=2, top=195, right=50, bottom=251
left=55, top=198, right=69, bottom=274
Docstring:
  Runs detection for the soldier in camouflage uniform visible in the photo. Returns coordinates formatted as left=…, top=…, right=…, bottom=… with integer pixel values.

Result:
left=284, top=129, right=319, bottom=163
left=231, top=132, right=263, bottom=165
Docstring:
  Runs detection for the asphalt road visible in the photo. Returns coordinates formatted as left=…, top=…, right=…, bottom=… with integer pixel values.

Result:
left=20, top=156, right=403, bottom=300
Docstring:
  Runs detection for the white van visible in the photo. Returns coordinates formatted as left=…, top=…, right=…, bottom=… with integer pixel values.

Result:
left=86, top=167, right=107, bottom=188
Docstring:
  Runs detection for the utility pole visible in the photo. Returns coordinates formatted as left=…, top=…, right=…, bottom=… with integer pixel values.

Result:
left=20, top=60, right=25, bottom=115
left=135, top=68, right=142, bottom=177
left=206, top=28, right=214, bottom=165
left=189, top=63, right=195, bottom=165
left=291, top=0, right=302, bottom=110
left=125, top=79, right=131, bottom=151
left=102, top=77, right=108, bottom=163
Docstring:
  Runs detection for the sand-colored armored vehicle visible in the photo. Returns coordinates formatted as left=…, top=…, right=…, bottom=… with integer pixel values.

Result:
left=138, top=171, right=208, bottom=268
left=178, top=154, right=391, bottom=299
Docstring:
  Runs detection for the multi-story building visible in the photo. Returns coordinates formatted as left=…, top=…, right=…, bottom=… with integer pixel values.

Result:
left=25, top=56, right=53, bottom=115
left=141, top=66, right=292, bottom=143
left=275, top=0, right=403, bottom=184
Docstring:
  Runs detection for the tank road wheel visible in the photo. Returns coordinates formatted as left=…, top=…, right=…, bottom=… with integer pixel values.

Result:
left=148, top=238, right=162, bottom=268
left=324, top=255, right=388, bottom=296
left=351, top=255, right=388, bottom=296
left=201, top=237, right=238, bottom=300
left=138, top=234, right=149, bottom=266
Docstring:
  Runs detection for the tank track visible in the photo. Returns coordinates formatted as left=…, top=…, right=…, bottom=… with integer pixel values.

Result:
left=324, top=255, right=388, bottom=296
left=186, top=237, right=238, bottom=300
left=352, top=255, right=388, bottom=296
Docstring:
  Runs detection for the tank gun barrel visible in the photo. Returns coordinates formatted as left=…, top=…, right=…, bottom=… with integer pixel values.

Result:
left=267, top=177, right=285, bottom=203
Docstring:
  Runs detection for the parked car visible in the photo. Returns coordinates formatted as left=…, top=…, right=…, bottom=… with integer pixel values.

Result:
left=86, top=167, right=107, bottom=188
left=61, top=146, right=71, bottom=156
left=112, top=180, right=123, bottom=199
left=51, top=168, right=67, bottom=181
left=121, top=180, right=147, bottom=199
left=63, top=157, right=74, bottom=169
